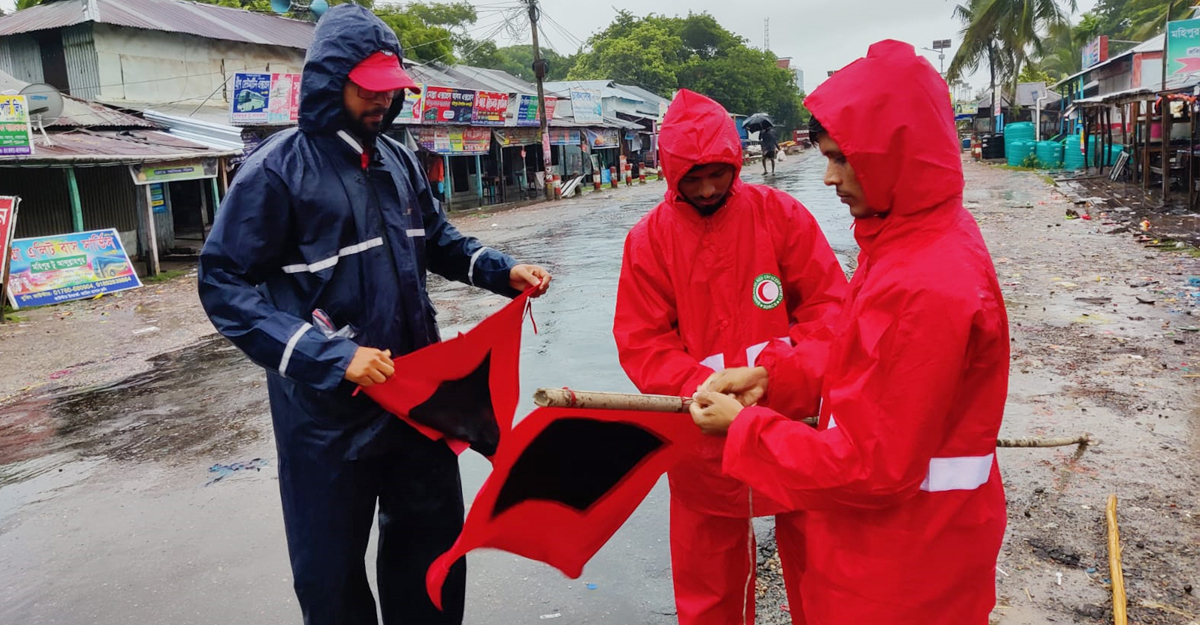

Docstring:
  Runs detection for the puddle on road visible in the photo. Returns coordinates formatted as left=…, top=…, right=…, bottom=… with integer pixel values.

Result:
left=0, top=338, right=268, bottom=489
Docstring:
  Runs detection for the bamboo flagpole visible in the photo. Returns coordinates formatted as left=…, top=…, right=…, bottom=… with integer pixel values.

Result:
left=1107, top=494, right=1128, bottom=625
left=533, top=388, right=1091, bottom=449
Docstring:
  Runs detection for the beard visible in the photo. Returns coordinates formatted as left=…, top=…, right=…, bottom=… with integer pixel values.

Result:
left=684, top=194, right=728, bottom=217
left=346, top=106, right=389, bottom=139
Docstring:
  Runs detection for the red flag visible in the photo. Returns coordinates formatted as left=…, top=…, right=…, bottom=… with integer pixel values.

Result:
left=365, top=291, right=530, bottom=457
left=426, top=406, right=705, bottom=609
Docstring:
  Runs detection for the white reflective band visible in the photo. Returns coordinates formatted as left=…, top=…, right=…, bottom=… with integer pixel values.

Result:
left=279, top=322, right=312, bottom=377
left=467, top=247, right=489, bottom=285
left=746, top=341, right=769, bottom=367
left=699, top=353, right=724, bottom=371
left=406, top=228, right=425, bottom=237
left=920, top=454, right=994, bottom=493
left=282, top=238, right=384, bottom=274
left=336, top=130, right=363, bottom=154
left=745, top=336, right=791, bottom=367
left=826, top=414, right=838, bottom=429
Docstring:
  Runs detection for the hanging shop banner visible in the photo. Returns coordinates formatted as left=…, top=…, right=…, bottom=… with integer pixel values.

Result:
left=410, top=126, right=492, bottom=154
left=0, top=196, right=19, bottom=307
left=549, top=128, right=580, bottom=145
left=129, top=159, right=218, bottom=185
left=266, top=73, right=302, bottom=124
left=424, top=86, right=477, bottom=124
left=472, top=91, right=510, bottom=126
left=395, top=84, right=425, bottom=124
left=0, top=95, right=34, bottom=156
left=1081, top=36, right=1109, bottom=70
left=150, top=183, right=167, bottom=214
left=584, top=128, right=620, bottom=149
left=1167, top=19, right=1200, bottom=88
left=493, top=127, right=542, bottom=147
left=130, top=158, right=219, bottom=184
left=6, top=228, right=143, bottom=309
left=231, top=73, right=272, bottom=124
left=571, top=89, right=603, bottom=124
left=516, top=95, right=559, bottom=126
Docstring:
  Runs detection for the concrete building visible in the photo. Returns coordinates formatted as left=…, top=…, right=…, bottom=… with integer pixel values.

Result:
left=0, top=0, right=312, bottom=108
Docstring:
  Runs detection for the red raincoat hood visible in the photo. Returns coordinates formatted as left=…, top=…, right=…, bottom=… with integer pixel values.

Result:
left=658, top=89, right=744, bottom=200
left=806, top=40, right=962, bottom=220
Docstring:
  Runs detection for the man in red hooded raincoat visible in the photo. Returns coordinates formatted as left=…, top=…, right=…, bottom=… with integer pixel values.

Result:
left=693, top=41, right=1009, bottom=625
left=613, top=90, right=847, bottom=624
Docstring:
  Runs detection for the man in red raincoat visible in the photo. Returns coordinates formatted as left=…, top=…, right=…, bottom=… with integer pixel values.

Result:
left=613, top=89, right=847, bottom=625
left=693, top=40, right=1009, bottom=625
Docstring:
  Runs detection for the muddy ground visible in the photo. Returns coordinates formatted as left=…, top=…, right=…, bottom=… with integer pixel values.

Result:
left=1, top=154, right=1197, bottom=624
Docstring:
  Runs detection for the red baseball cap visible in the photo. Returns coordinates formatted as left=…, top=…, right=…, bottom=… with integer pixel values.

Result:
left=349, top=50, right=420, bottom=93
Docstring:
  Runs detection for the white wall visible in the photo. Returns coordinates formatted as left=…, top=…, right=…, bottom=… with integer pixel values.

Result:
left=92, top=24, right=305, bottom=105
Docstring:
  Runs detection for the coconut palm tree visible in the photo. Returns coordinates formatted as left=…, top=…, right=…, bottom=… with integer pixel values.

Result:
left=949, top=0, right=1076, bottom=111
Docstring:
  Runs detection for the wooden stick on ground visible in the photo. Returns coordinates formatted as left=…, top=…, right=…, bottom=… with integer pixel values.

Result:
left=534, top=388, right=1091, bottom=448
left=1107, top=494, right=1128, bottom=625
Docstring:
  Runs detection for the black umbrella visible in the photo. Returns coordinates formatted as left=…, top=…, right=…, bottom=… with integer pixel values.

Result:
left=743, top=112, right=775, bottom=133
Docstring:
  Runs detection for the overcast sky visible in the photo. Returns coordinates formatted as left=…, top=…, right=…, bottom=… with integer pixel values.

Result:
left=0, top=0, right=1099, bottom=92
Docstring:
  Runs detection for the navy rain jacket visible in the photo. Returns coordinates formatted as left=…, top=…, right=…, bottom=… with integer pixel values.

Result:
left=198, top=4, right=519, bottom=458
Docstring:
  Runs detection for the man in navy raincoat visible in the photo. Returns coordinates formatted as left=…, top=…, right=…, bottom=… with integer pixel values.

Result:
left=198, top=5, right=550, bottom=624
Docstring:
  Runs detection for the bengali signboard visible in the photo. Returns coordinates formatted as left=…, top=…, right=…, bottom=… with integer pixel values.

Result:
left=472, top=91, right=510, bottom=126
left=584, top=128, right=620, bottom=149
left=493, top=127, right=541, bottom=147
left=570, top=89, right=603, bottom=124
left=1167, top=18, right=1200, bottom=88
left=1081, top=36, right=1109, bottom=70
left=424, top=86, right=477, bottom=124
left=0, top=95, right=34, bottom=156
left=6, top=229, right=142, bottom=309
left=410, top=126, right=492, bottom=154
left=0, top=196, right=19, bottom=307
left=130, top=159, right=218, bottom=185
left=515, top=95, right=558, bottom=126
left=231, top=73, right=272, bottom=124
left=395, top=84, right=425, bottom=124
left=266, top=73, right=302, bottom=124
left=549, top=128, right=580, bottom=145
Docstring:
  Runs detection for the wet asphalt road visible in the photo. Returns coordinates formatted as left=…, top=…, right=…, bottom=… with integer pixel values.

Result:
left=0, top=155, right=854, bottom=624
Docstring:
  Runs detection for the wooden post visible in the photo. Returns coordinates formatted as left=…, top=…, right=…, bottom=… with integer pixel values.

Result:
left=143, top=183, right=160, bottom=277
left=1144, top=100, right=1153, bottom=190
left=66, top=167, right=84, bottom=233
left=1163, top=101, right=1172, bottom=200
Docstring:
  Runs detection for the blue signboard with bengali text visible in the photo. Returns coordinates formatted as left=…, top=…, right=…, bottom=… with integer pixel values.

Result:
left=6, top=228, right=142, bottom=309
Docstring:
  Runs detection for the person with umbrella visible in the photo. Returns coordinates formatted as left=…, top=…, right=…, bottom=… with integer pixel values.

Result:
left=745, top=113, right=778, bottom=175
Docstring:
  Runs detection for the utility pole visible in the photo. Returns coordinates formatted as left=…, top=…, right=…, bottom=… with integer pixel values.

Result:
left=1162, top=0, right=1175, bottom=90
left=764, top=18, right=769, bottom=52
left=527, top=0, right=555, bottom=201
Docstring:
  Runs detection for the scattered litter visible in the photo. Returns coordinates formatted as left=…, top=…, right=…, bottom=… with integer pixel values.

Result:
left=1056, top=572, right=1063, bottom=586
left=781, top=604, right=790, bottom=613
left=1128, top=281, right=1159, bottom=288
left=1075, top=297, right=1111, bottom=305
left=48, top=369, right=73, bottom=380
left=1136, top=296, right=1156, bottom=305
left=1065, top=209, right=1080, bottom=220
left=132, top=326, right=160, bottom=335
left=997, top=566, right=1010, bottom=577
left=1138, top=598, right=1195, bottom=619
left=539, top=613, right=562, bottom=620
left=585, top=583, right=597, bottom=590
left=206, top=458, right=269, bottom=485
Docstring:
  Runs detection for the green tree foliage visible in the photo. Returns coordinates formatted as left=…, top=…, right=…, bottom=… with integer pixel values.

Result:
left=948, top=0, right=1073, bottom=101
left=1093, top=0, right=1194, bottom=41
left=560, top=11, right=805, bottom=131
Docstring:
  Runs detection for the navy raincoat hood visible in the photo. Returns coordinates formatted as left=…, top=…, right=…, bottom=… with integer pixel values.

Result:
left=299, top=3, right=406, bottom=134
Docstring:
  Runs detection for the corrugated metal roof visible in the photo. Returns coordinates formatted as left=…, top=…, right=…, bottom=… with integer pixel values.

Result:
left=544, top=80, right=641, bottom=102
left=0, top=128, right=237, bottom=164
left=0, top=0, right=314, bottom=49
left=0, top=67, right=157, bottom=127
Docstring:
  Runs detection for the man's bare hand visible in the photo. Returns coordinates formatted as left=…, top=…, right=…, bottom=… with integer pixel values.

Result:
left=509, top=264, right=552, bottom=297
left=344, top=347, right=394, bottom=387
left=699, top=366, right=769, bottom=407
left=689, top=391, right=745, bottom=435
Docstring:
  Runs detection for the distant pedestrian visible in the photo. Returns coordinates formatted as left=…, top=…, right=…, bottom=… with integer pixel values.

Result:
left=760, top=126, right=779, bottom=175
